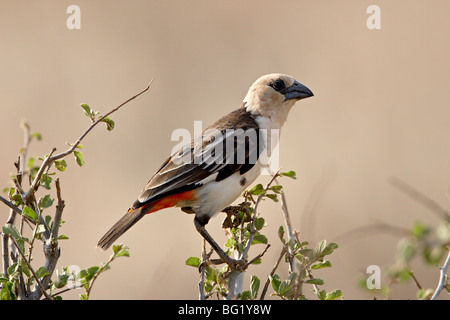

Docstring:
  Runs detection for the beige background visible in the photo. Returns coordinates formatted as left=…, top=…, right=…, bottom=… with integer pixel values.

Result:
left=1, top=1, right=450, bottom=299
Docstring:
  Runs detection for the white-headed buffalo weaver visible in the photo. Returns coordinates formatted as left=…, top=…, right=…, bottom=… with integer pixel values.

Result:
left=97, top=74, right=313, bottom=266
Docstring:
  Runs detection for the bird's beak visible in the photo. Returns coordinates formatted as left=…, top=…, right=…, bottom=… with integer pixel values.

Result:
left=282, top=81, right=314, bottom=101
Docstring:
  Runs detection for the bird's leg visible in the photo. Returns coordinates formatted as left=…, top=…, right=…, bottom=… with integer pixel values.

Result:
left=194, top=217, right=245, bottom=268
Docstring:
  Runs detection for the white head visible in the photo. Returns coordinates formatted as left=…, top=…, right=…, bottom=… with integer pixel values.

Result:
left=243, top=73, right=313, bottom=127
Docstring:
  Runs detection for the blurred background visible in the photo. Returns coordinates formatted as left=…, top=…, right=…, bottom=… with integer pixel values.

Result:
left=1, top=0, right=449, bottom=299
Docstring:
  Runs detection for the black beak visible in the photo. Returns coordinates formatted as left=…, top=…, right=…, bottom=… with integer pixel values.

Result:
left=282, top=81, right=314, bottom=101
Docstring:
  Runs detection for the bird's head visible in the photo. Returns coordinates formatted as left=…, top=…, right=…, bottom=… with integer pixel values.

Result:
left=243, top=73, right=313, bottom=127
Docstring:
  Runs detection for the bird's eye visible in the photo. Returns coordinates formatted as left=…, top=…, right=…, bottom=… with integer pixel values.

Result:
left=269, top=79, right=285, bottom=92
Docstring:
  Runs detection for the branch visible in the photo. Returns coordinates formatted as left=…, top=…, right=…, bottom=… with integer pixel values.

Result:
left=430, top=249, right=450, bottom=300
left=389, top=177, right=450, bottom=222
left=260, top=244, right=288, bottom=300
left=50, top=80, right=153, bottom=162
left=274, top=176, right=295, bottom=272
left=9, top=235, right=52, bottom=300
left=241, top=169, right=281, bottom=260
left=51, top=178, right=65, bottom=240
left=0, top=194, right=23, bottom=218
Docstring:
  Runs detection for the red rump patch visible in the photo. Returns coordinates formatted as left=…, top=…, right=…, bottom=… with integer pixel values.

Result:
left=129, top=190, right=196, bottom=215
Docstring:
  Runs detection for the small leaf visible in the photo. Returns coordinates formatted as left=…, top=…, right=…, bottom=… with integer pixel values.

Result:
left=278, top=226, right=285, bottom=244
left=252, top=234, right=268, bottom=245
left=80, top=103, right=95, bottom=120
left=318, top=289, right=327, bottom=300
left=249, top=184, right=265, bottom=196
left=185, top=256, right=201, bottom=268
left=0, top=281, right=16, bottom=300
left=250, top=275, right=260, bottom=299
left=54, top=159, right=67, bottom=172
left=22, top=206, right=37, bottom=222
left=311, top=260, right=332, bottom=269
left=325, top=289, right=342, bottom=300
left=74, top=151, right=85, bottom=167
left=100, top=116, right=115, bottom=131
left=58, top=234, right=69, bottom=240
left=35, top=266, right=50, bottom=278
left=280, top=170, right=297, bottom=179
left=270, top=185, right=283, bottom=194
left=269, top=274, right=281, bottom=293
left=265, top=194, right=278, bottom=202
left=41, top=173, right=52, bottom=190
left=255, top=217, right=265, bottom=231
left=31, top=132, right=42, bottom=141
left=305, top=278, right=324, bottom=285
left=39, top=194, right=54, bottom=209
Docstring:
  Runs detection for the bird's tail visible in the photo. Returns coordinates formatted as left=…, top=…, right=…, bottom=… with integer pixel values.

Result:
left=97, top=206, right=149, bottom=250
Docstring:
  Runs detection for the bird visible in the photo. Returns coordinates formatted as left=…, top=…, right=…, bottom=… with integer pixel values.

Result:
left=97, top=73, right=313, bottom=266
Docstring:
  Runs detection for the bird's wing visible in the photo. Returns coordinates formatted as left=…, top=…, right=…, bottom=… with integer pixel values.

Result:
left=134, top=108, right=262, bottom=208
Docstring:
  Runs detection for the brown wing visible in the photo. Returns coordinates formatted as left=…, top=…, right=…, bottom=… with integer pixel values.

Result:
left=131, top=107, right=262, bottom=209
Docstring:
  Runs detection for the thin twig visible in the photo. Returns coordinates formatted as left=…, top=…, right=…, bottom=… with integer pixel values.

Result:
left=260, top=244, right=288, bottom=300
left=241, top=169, right=281, bottom=260
left=0, top=194, right=24, bottom=218
left=51, top=178, right=65, bottom=240
left=242, top=244, right=270, bottom=269
left=430, top=249, right=450, bottom=300
left=50, top=80, right=153, bottom=162
left=389, top=177, right=450, bottom=222
left=274, top=176, right=294, bottom=272
left=23, top=148, right=56, bottom=203
left=408, top=270, right=422, bottom=290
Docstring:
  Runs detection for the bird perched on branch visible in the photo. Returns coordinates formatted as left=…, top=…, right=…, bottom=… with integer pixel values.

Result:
left=97, top=73, right=313, bottom=266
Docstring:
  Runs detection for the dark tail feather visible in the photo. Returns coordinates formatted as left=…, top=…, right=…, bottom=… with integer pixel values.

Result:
left=97, top=207, right=147, bottom=250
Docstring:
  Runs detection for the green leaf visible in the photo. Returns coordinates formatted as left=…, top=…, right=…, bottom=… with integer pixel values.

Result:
left=80, top=103, right=95, bottom=120
left=41, top=173, right=52, bottom=190
left=318, top=289, right=327, bottom=300
left=58, top=234, right=69, bottom=240
left=278, top=226, right=285, bottom=244
left=255, top=217, right=265, bottom=231
left=0, top=281, right=16, bottom=300
left=185, top=256, right=201, bottom=268
left=249, top=184, right=265, bottom=196
left=316, top=240, right=327, bottom=255
left=280, top=170, right=297, bottom=179
left=31, top=132, right=42, bottom=141
left=252, top=234, right=268, bottom=245
left=2, top=224, right=28, bottom=243
left=53, top=269, right=70, bottom=289
left=239, top=291, right=251, bottom=300
left=100, top=116, right=115, bottom=131
left=311, top=260, right=332, bottom=269
left=325, top=289, right=342, bottom=300
left=22, top=205, right=37, bottom=222
left=306, top=278, right=324, bottom=285
left=39, top=194, right=54, bottom=209
left=266, top=194, right=278, bottom=202
left=79, top=294, right=89, bottom=300
left=54, top=159, right=67, bottom=172
left=74, top=151, right=85, bottom=167
left=112, top=244, right=130, bottom=258
left=36, top=266, right=50, bottom=278
left=270, top=185, right=283, bottom=194
left=250, top=275, right=260, bottom=299
left=269, top=274, right=281, bottom=293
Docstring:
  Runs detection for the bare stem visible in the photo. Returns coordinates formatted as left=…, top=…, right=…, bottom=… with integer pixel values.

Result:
left=430, top=249, right=450, bottom=300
